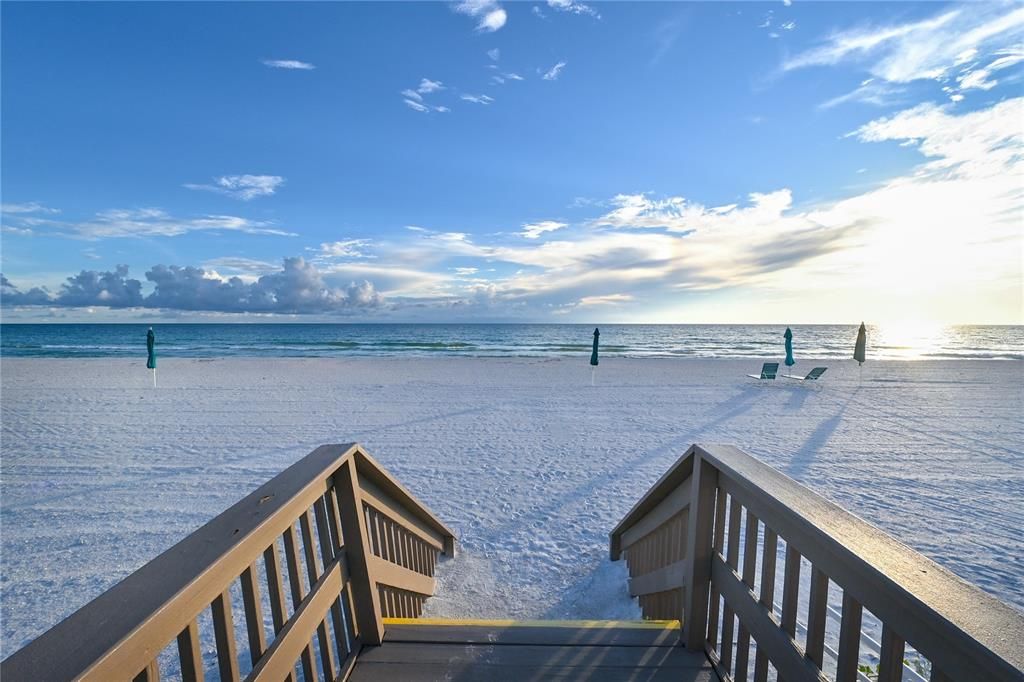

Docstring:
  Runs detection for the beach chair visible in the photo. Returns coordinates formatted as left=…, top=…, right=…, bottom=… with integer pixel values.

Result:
left=783, top=367, right=828, bottom=381
left=747, top=362, right=779, bottom=380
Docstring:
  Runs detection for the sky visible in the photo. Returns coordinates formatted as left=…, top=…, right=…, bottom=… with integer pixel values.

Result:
left=1, top=1, right=1022, bottom=324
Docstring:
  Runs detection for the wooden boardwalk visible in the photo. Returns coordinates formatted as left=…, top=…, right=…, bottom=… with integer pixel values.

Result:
left=350, top=619, right=716, bottom=681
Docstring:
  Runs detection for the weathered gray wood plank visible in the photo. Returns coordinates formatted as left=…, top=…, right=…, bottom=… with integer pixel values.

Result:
left=383, top=623, right=683, bottom=647
left=356, top=642, right=710, bottom=667
left=350, top=662, right=717, bottom=682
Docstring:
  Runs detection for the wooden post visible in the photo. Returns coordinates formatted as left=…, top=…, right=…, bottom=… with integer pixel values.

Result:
left=333, top=460, right=385, bottom=646
left=683, top=450, right=719, bottom=650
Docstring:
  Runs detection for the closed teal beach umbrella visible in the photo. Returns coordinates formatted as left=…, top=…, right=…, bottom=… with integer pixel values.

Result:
left=590, top=328, right=600, bottom=366
left=146, top=327, right=156, bottom=369
left=784, top=327, right=795, bottom=367
left=854, top=322, right=867, bottom=366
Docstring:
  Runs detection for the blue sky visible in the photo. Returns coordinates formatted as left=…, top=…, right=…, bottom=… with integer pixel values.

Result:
left=2, top=1, right=1022, bottom=323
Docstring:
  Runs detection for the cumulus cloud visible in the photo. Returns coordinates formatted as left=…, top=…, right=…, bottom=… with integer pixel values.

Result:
left=521, top=220, right=568, bottom=239
left=1, top=259, right=384, bottom=314
left=1, top=274, right=54, bottom=306
left=541, top=61, right=567, bottom=80
left=261, top=59, right=315, bottom=70
left=184, top=175, right=285, bottom=200
left=453, top=0, right=507, bottom=33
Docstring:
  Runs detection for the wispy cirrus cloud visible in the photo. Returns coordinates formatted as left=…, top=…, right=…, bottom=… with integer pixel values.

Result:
left=453, top=0, right=507, bottom=33
left=546, top=0, right=599, bottom=19
left=818, top=78, right=906, bottom=110
left=261, top=59, right=315, bottom=70
left=184, top=174, right=285, bottom=200
left=311, top=239, right=374, bottom=259
left=1, top=202, right=61, bottom=215
left=541, top=61, right=567, bottom=80
left=521, top=221, right=568, bottom=239
left=1, top=208, right=296, bottom=240
left=461, top=93, right=494, bottom=104
left=783, top=5, right=1024, bottom=102
left=401, top=79, right=450, bottom=113
left=417, top=78, right=445, bottom=94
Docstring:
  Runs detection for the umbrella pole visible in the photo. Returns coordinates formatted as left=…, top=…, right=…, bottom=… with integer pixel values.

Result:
left=591, top=367, right=595, bottom=386
left=152, top=368, right=157, bottom=388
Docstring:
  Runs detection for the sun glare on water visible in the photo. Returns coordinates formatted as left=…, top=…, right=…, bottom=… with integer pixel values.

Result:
left=873, top=321, right=949, bottom=359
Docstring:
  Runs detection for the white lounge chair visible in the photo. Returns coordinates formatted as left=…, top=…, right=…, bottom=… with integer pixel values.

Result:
left=747, top=362, right=779, bottom=380
left=783, top=367, right=828, bottom=381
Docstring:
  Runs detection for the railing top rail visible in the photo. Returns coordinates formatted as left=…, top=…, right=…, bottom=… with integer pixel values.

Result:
left=694, top=443, right=1024, bottom=678
left=352, top=448, right=457, bottom=552
left=609, top=445, right=696, bottom=560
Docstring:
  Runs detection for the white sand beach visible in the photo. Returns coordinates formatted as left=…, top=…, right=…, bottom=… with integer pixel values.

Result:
left=1, top=356, right=1022, bottom=653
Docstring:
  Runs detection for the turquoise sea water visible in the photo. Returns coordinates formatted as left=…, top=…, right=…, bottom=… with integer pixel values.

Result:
left=1, top=324, right=1020, bottom=360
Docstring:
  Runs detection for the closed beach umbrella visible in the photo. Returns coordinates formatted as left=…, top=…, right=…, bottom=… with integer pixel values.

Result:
left=854, top=322, right=867, bottom=366
left=590, top=327, right=599, bottom=385
left=784, top=327, right=795, bottom=368
left=146, top=327, right=157, bottom=386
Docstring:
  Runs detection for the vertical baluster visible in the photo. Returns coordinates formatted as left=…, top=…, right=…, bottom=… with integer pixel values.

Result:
left=283, top=525, right=318, bottom=682
left=240, top=562, right=268, bottom=665
left=133, top=659, right=160, bottom=682
left=706, top=486, right=727, bottom=647
left=780, top=545, right=801, bottom=638
left=263, top=544, right=288, bottom=634
left=300, top=510, right=323, bottom=581
left=753, top=527, right=777, bottom=682
left=315, top=496, right=349, bottom=662
left=327, top=487, right=345, bottom=553
left=302, top=505, right=338, bottom=682
left=805, top=567, right=829, bottom=668
left=211, top=590, right=241, bottom=682
left=177, top=619, right=204, bottom=682
left=878, top=624, right=905, bottom=682
left=720, top=497, right=743, bottom=671
left=835, top=591, right=863, bottom=682
left=735, top=512, right=760, bottom=682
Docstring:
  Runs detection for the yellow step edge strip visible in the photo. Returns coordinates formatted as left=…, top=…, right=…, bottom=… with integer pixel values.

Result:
left=382, top=618, right=680, bottom=629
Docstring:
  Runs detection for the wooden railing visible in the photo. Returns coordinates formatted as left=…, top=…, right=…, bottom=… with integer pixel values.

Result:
left=1, top=443, right=456, bottom=682
left=611, top=444, right=1024, bottom=682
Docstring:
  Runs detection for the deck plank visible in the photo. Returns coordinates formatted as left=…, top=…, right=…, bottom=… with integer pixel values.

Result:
left=383, top=622, right=684, bottom=647
left=350, top=662, right=717, bottom=681
left=351, top=622, right=713, bottom=681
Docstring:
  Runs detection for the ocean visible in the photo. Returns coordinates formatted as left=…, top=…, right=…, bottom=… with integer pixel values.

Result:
left=1, top=323, right=1021, bottom=360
